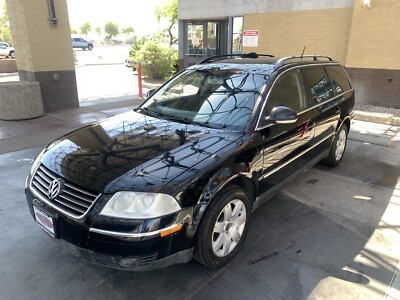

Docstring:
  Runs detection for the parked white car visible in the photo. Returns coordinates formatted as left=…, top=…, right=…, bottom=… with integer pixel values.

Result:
left=0, top=42, right=15, bottom=58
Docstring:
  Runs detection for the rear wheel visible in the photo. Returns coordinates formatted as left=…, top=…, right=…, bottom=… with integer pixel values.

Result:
left=194, top=185, right=251, bottom=268
left=321, top=124, right=348, bottom=167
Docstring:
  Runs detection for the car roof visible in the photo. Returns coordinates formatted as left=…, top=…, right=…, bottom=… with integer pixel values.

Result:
left=192, top=53, right=339, bottom=74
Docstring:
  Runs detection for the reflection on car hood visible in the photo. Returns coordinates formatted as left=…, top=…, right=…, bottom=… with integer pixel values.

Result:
left=41, top=110, right=244, bottom=193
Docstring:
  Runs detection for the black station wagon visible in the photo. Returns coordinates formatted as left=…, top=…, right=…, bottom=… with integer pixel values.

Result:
left=25, top=53, right=355, bottom=270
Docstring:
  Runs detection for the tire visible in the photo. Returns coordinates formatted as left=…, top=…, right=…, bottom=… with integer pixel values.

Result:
left=320, top=124, right=348, bottom=167
left=88, top=44, right=93, bottom=50
left=8, top=51, right=15, bottom=59
left=194, top=184, right=251, bottom=268
left=82, top=47, right=86, bottom=51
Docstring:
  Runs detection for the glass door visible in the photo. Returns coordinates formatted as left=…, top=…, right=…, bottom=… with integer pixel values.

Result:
left=186, top=21, right=221, bottom=67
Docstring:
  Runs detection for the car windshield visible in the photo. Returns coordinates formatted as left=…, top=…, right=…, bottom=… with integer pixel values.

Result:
left=139, top=68, right=268, bottom=130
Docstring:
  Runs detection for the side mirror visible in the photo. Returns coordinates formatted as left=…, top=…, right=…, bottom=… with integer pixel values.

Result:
left=146, top=89, right=156, bottom=99
left=266, top=106, right=298, bottom=124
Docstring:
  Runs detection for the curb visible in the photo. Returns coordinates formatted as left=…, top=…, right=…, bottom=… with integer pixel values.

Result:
left=0, top=72, right=18, bottom=78
left=354, top=111, right=400, bottom=126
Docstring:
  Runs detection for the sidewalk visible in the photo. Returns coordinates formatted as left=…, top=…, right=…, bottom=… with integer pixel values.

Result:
left=0, top=96, right=143, bottom=155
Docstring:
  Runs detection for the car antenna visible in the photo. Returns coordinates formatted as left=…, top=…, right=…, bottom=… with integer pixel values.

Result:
left=301, top=46, right=306, bottom=59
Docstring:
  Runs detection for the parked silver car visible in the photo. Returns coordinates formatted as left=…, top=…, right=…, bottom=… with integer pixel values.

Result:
left=71, top=38, right=93, bottom=50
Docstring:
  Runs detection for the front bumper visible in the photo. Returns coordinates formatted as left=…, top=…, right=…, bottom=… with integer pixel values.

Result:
left=58, top=239, right=193, bottom=271
left=25, top=189, right=195, bottom=271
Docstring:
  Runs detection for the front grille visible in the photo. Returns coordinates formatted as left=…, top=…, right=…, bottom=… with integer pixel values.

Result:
left=31, top=164, right=100, bottom=218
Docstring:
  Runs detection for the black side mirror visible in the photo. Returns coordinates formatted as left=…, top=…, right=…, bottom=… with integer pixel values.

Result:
left=146, top=89, right=156, bottom=99
left=267, top=106, right=298, bottom=124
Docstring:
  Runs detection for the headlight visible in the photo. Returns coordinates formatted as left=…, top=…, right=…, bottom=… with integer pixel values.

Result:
left=100, top=192, right=181, bottom=219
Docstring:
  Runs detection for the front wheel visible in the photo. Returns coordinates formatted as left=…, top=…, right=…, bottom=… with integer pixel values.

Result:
left=88, top=44, right=93, bottom=50
left=194, top=184, right=251, bottom=268
left=321, top=124, right=348, bottom=167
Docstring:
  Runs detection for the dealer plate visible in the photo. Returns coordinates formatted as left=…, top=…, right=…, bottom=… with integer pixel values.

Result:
left=33, top=205, right=55, bottom=238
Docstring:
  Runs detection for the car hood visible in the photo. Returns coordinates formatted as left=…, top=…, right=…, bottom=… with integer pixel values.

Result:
left=41, top=110, right=244, bottom=193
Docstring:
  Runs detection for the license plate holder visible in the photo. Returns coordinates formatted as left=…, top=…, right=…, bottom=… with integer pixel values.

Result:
left=33, top=205, right=56, bottom=238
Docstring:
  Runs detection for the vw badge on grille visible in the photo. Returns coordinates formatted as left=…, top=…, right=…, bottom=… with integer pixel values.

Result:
left=48, top=178, right=64, bottom=200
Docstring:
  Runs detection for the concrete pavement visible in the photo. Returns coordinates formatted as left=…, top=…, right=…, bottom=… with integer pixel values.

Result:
left=0, top=97, right=400, bottom=299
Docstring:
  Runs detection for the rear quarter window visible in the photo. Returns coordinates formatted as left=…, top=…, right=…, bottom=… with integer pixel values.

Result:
left=325, top=65, right=352, bottom=94
left=302, top=66, right=334, bottom=103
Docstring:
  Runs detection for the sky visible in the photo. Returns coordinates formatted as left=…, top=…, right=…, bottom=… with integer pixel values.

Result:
left=0, top=0, right=168, bottom=37
left=67, top=0, right=167, bottom=37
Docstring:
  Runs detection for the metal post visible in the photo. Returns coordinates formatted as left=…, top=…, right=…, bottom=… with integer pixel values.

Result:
left=137, top=62, right=143, bottom=98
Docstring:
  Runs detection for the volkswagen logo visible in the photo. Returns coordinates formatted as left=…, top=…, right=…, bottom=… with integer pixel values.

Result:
left=48, top=178, right=64, bottom=200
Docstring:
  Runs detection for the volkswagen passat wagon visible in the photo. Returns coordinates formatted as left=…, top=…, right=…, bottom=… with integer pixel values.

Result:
left=26, top=53, right=354, bottom=270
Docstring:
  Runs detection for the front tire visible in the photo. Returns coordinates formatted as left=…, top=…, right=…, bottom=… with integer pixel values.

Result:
left=321, top=124, right=348, bottom=167
left=194, top=184, right=251, bottom=268
left=88, top=44, right=93, bottom=50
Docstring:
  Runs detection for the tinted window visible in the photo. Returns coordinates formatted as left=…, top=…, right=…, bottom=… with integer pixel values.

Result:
left=303, top=66, right=334, bottom=103
left=325, top=65, right=351, bottom=94
left=266, top=69, right=308, bottom=114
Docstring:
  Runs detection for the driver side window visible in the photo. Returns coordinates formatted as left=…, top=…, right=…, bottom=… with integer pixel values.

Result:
left=266, top=69, right=308, bottom=115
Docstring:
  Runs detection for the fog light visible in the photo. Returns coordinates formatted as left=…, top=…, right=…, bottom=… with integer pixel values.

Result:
left=118, top=257, right=139, bottom=268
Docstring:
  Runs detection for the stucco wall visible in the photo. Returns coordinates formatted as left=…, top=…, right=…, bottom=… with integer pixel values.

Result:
left=6, top=0, right=75, bottom=72
left=179, top=0, right=354, bottom=20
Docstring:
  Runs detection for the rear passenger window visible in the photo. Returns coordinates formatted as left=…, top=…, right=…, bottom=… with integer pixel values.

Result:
left=303, top=67, right=334, bottom=103
left=325, top=65, right=351, bottom=94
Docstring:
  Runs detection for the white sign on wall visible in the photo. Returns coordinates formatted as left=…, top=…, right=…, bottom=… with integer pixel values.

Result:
left=243, top=30, right=259, bottom=47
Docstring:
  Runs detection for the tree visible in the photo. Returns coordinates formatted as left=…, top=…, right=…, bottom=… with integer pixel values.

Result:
left=154, top=0, right=178, bottom=45
left=0, top=2, right=12, bottom=45
left=70, top=26, right=77, bottom=34
left=80, top=22, right=91, bottom=39
left=122, top=26, right=134, bottom=36
left=104, top=22, right=119, bottom=40
left=94, top=26, right=101, bottom=36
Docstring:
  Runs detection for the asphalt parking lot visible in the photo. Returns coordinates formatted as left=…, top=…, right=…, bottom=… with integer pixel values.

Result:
left=0, top=98, right=399, bottom=299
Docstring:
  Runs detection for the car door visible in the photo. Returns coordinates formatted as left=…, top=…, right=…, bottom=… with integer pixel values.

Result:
left=302, top=65, right=339, bottom=152
left=256, top=68, right=315, bottom=194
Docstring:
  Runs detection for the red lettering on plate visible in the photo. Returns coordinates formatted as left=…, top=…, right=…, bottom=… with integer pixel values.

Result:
left=35, top=212, right=53, bottom=228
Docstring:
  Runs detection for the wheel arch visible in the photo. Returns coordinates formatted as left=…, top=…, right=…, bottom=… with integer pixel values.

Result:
left=337, top=116, right=351, bottom=133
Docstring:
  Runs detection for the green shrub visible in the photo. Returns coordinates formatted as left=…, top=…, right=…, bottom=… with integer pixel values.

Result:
left=129, top=37, right=146, bottom=57
left=133, top=40, right=178, bottom=80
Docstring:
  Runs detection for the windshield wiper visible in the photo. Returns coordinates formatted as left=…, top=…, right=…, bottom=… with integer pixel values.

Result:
left=136, top=107, right=163, bottom=118
left=163, top=115, right=225, bottom=129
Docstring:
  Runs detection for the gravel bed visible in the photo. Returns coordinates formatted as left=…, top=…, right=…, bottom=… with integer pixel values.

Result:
left=355, top=104, right=400, bottom=118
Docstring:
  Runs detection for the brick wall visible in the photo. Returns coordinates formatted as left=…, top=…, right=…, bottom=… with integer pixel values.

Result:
left=243, top=8, right=354, bottom=64
left=346, top=0, right=400, bottom=70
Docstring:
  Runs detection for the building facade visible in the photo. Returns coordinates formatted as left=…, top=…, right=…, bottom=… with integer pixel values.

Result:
left=178, top=0, right=400, bottom=108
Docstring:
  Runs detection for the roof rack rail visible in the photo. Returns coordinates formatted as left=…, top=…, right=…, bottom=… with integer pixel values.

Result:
left=199, top=52, right=274, bottom=64
left=276, top=55, right=333, bottom=66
